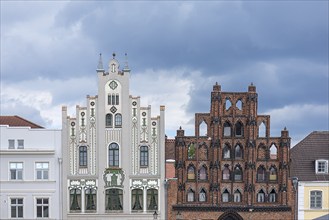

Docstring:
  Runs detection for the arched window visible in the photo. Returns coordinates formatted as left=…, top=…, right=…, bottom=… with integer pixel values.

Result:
left=140, top=146, right=148, bottom=167
left=269, top=189, right=276, bottom=202
left=222, top=166, right=230, bottom=180
left=223, top=144, right=231, bottom=159
left=270, top=144, right=277, bottom=159
left=85, top=188, right=96, bottom=210
left=147, top=189, right=158, bottom=210
left=259, top=122, right=266, bottom=137
left=257, top=166, right=266, bottom=182
left=269, top=166, right=277, bottom=181
left=131, top=189, right=143, bottom=211
left=105, top=189, right=123, bottom=210
left=223, top=122, right=231, bottom=137
left=187, top=189, right=195, bottom=202
left=106, top=114, right=113, bottom=127
left=222, top=189, right=230, bottom=202
left=236, top=100, right=242, bottom=110
left=199, top=166, right=207, bottom=180
left=199, top=121, right=207, bottom=136
left=225, top=99, right=232, bottom=110
left=188, top=143, right=196, bottom=159
left=109, top=143, right=119, bottom=167
left=187, top=165, right=195, bottom=180
left=257, top=189, right=265, bottom=202
left=235, top=144, right=243, bottom=159
left=79, top=146, right=87, bottom=167
left=234, top=166, right=242, bottom=181
left=199, top=189, right=206, bottom=202
left=115, top=114, right=122, bottom=127
left=234, top=189, right=242, bottom=202
left=235, top=121, right=243, bottom=137
left=70, top=188, right=81, bottom=211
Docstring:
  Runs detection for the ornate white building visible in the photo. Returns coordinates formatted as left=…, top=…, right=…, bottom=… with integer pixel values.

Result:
left=61, top=54, right=166, bottom=219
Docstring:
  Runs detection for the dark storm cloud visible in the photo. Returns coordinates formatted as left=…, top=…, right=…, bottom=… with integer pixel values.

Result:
left=1, top=1, right=328, bottom=144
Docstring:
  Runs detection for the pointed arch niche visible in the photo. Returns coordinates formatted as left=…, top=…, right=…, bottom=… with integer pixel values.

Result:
left=199, top=120, right=207, bottom=136
left=258, top=121, right=266, bottom=137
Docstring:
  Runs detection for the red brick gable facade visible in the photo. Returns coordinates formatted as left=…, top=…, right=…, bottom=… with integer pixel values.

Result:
left=166, top=83, right=295, bottom=220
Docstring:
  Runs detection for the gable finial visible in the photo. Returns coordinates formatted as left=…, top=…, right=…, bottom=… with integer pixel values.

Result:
left=96, top=53, right=104, bottom=72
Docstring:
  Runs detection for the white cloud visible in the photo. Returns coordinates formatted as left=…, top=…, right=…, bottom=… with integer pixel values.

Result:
left=264, top=104, right=329, bottom=146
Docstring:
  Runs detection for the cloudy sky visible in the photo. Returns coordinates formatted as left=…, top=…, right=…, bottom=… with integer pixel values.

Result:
left=1, top=1, right=328, bottom=146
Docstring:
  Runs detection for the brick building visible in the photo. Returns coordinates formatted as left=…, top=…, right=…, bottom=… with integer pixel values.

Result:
left=166, top=83, right=295, bottom=220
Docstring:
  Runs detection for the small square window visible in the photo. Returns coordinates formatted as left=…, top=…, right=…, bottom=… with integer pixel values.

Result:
left=316, top=160, right=328, bottom=174
left=8, top=139, right=15, bottom=149
left=17, top=140, right=24, bottom=149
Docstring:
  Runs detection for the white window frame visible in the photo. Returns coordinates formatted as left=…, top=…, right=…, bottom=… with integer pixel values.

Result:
left=35, top=162, right=49, bottom=180
left=9, top=162, right=23, bottom=180
left=310, top=190, right=322, bottom=209
left=35, top=197, right=50, bottom=218
left=316, top=160, right=328, bottom=174
left=9, top=197, right=24, bottom=219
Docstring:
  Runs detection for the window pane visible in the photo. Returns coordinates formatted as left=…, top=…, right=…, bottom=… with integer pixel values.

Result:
left=11, top=170, right=16, bottom=180
left=11, top=206, right=16, bottom=218
left=9, top=139, right=15, bottom=149
left=44, top=171, right=49, bottom=179
left=43, top=206, right=49, bottom=217
left=37, top=206, right=42, bottom=217
left=18, top=206, right=23, bottom=217
left=17, top=171, right=22, bottom=180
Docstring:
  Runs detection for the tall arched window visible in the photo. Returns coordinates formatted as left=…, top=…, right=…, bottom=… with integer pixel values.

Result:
left=105, top=189, right=123, bottom=210
left=223, top=144, right=231, bottom=159
left=270, top=144, right=278, bottom=159
left=234, top=189, right=242, bottom=202
left=199, top=166, right=207, bottom=180
left=259, top=122, right=266, bottom=137
left=269, top=189, right=276, bottom=202
left=236, top=100, right=242, bottom=110
left=257, top=189, right=265, bottom=202
left=223, top=122, right=231, bottom=137
left=235, top=144, right=242, bottom=159
left=199, top=189, right=206, bottom=202
left=70, top=188, right=81, bottom=211
left=257, top=166, right=266, bottom=182
left=140, top=146, right=148, bottom=167
left=115, top=114, right=122, bottom=127
left=234, top=166, right=242, bottom=181
left=225, top=99, right=232, bottom=110
left=187, top=189, right=195, bottom=202
left=79, top=146, right=87, bottom=167
left=235, top=121, right=243, bottom=137
left=187, top=143, right=196, bottom=159
left=269, top=166, right=277, bottom=181
left=131, top=189, right=143, bottom=211
left=222, top=189, right=230, bottom=202
left=147, top=189, right=158, bottom=210
left=109, top=143, right=119, bottom=167
left=199, top=121, right=207, bottom=136
left=106, top=114, right=113, bottom=127
left=187, top=165, right=195, bottom=180
left=222, top=166, right=230, bottom=180
left=85, top=188, right=96, bottom=210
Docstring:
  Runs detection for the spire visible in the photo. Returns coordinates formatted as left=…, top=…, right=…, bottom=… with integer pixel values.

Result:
left=96, top=53, right=104, bottom=73
left=123, top=52, right=131, bottom=73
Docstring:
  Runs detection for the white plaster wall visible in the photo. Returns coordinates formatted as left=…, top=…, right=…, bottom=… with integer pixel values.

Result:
left=0, top=125, right=61, bottom=219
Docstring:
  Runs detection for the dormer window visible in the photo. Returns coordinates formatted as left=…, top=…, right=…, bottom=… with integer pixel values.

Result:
left=316, top=160, right=328, bottom=174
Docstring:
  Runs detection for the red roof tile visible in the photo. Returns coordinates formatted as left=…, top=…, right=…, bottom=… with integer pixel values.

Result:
left=0, top=115, right=44, bottom=129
